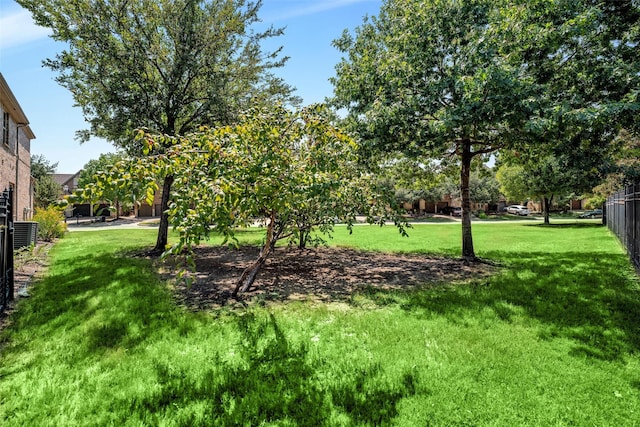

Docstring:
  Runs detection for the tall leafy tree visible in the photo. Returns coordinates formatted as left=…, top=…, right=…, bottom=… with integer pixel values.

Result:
left=593, top=130, right=640, bottom=197
left=331, top=0, right=538, bottom=260
left=499, top=1, right=640, bottom=219
left=30, top=154, right=61, bottom=209
left=30, top=154, right=58, bottom=180
left=331, top=0, right=639, bottom=260
left=506, top=1, right=640, bottom=136
left=18, top=0, right=298, bottom=253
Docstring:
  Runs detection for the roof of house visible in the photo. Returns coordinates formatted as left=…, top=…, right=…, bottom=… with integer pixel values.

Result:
left=52, top=173, right=80, bottom=188
left=0, top=73, right=35, bottom=140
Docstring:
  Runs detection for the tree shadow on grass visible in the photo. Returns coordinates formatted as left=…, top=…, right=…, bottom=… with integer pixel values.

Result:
left=360, top=250, right=640, bottom=362
left=131, top=313, right=419, bottom=426
left=6, top=250, right=188, bottom=357
left=4, top=248, right=420, bottom=425
left=525, top=222, right=606, bottom=229
left=489, top=250, right=640, bottom=360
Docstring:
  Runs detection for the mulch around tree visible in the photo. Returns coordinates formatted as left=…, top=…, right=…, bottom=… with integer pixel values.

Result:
left=162, top=245, right=496, bottom=310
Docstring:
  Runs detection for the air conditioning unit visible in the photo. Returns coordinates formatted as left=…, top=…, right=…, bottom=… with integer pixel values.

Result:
left=14, top=221, right=38, bottom=250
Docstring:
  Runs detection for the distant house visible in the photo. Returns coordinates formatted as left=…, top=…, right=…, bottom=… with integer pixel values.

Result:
left=0, top=73, right=36, bottom=220
left=136, top=190, right=163, bottom=218
left=402, top=197, right=451, bottom=215
left=52, top=172, right=80, bottom=196
left=52, top=172, right=83, bottom=217
left=52, top=171, right=111, bottom=218
left=52, top=171, right=157, bottom=218
left=402, top=194, right=502, bottom=215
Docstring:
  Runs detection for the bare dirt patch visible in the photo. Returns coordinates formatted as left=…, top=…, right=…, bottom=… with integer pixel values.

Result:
left=163, top=246, right=496, bottom=309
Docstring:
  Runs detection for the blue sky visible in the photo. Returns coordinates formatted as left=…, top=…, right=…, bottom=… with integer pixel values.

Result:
left=0, top=0, right=381, bottom=173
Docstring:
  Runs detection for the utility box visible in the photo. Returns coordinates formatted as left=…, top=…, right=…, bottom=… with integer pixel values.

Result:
left=14, top=221, right=38, bottom=250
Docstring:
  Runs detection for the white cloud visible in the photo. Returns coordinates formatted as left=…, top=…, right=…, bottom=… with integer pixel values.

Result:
left=265, top=0, right=376, bottom=22
left=0, top=9, right=51, bottom=50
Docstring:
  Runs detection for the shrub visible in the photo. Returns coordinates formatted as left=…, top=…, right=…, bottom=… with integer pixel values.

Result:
left=33, top=206, right=67, bottom=241
left=584, top=195, right=606, bottom=210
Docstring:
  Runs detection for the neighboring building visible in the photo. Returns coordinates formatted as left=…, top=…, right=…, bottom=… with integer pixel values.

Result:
left=52, top=171, right=159, bottom=218
left=402, top=197, right=452, bottom=215
left=52, top=171, right=112, bottom=218
left=52, top=172, right=80, bottom=196
left=570, top=199, right=586, bottom=210
left=402, top=195, right=500, bottom=215
left=0, top=73, right=36, bottom=220
left=52, top=172, right=83, bottom=217
left=136, top=190, right=163, bottom=218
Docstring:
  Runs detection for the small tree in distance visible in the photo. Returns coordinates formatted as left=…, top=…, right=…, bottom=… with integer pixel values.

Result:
left=497, top=151, right=603, bottom=224
left=496, top=159, right=572, bottom=224
left=31, top=154, right=61, bottom=209
left=594, top=130, right=640, bottom=197
left=76, top=152, right=146, bottom=219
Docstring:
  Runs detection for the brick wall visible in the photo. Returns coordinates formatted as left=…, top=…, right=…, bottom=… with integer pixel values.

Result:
left=0, top=105, right=34, bottom=220
left=16, top=128, right=32, bottom=220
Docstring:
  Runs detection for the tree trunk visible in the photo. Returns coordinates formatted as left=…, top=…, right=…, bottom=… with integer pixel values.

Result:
left=542, top=196, right=550, bottom=225
left=460, top=141, right=476, bottom=261
left=298, top=227, right=309, bottom=250
left=233, top=210, right=278, bottom=297
left=152, top=174, right=174, bottom=254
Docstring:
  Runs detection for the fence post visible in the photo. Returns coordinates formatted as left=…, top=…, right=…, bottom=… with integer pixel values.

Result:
left=7, top=187, right=14, bottom=302
left=627, top=183, right=640, bottom=270
left=0, top=190, right=5, bottom=311
left=0, top=188, right=14, bottom=313
left=616, top=189, right=626, bottom=249
left=608, top=182, right=640, bottom=271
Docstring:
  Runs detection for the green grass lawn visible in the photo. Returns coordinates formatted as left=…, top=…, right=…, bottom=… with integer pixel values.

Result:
left=1, top=223, right=639, bottom=426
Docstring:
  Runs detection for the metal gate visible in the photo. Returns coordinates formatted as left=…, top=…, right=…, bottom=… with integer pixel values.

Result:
left=0, top=188, right=14, bottom=313
left=606, top=183, right=640, bottom=270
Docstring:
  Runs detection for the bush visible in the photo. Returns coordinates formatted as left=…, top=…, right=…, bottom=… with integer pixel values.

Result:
left=584, top=195, right=606, bottom=210
left=33, top=206, right=67, bottom=241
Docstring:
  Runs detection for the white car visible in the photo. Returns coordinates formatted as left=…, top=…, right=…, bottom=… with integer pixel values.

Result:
left=506, top=205, right=529, bottom=216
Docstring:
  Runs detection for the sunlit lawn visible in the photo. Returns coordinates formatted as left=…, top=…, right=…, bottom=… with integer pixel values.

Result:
left=1, top=222, right=639, bottom=426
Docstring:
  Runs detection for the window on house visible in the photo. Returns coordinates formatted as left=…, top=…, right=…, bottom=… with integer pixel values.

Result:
left=2, top=112, right=9, bottom=147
